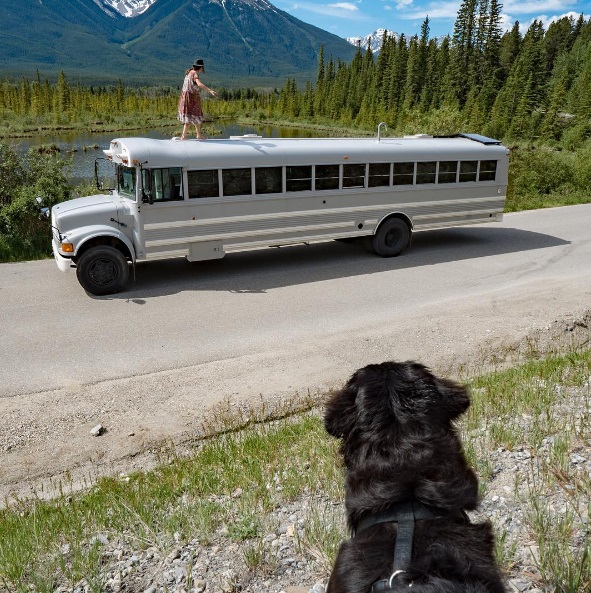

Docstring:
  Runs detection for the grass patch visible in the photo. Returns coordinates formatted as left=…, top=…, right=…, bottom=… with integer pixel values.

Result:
left=0, top=348, right=590, bottom=591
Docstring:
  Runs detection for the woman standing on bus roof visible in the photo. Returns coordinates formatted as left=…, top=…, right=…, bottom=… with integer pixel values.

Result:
left=177, top=59, right=217, bottom=140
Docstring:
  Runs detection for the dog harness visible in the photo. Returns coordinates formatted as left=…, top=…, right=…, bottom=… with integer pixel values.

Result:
left=354, top=501, right=466, bottom=592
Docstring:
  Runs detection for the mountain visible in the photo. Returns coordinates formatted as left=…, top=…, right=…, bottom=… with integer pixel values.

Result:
left=0, top=0, right=356, bottom=86
left=346, top=29, right=398, bottom=53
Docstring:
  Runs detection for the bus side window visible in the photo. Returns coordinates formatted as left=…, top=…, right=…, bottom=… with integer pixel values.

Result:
left=188, top=170, right=219, bottom=198
left=343, top=163, right=365, bottom=188
left=393, top=162, right=414, bottom=185
left=143, top=168, right=183, bottom=202
left=315, top=165, right=339, bottom=190
left=416, top=162, right=436, bottom=184
left=459, top=161, right=478, bottom=182
left=168, top=167, right=183, bottom=200
left=286, top=166, right=312, bottom=192
left=479, top=160, right=497, bottom=181
left=255, top=167, right=282, bottom=194
left=368, top=163, right=391, bottom=187
left=438, top=161, right=458, bottom=184
left=223, top=168, right=252, bottom=197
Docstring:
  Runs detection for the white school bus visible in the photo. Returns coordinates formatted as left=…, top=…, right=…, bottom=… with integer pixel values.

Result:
left=49, top=130, right=509, bottom=295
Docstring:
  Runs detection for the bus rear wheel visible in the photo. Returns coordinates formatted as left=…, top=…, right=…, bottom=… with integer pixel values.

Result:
left=371, top=218, right=411, bottom=257
left=76, top=246, right=130, bottom=295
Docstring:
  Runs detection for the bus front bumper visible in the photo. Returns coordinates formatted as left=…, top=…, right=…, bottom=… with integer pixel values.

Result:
left=52, top=239, right=74, bottom=273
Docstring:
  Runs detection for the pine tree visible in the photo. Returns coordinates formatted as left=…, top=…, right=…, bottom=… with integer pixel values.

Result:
left=314, top=45, right=326, bottom=117
left=448, top=0, right=478, bottom=106
left=544, top=17, right=572, bottom=74
left=540, top=76, right=568, bottom=141
left=402, top=35, right=420, bottom=110
left=499, top=21, right=521, bottom=79
left=54, top=71, right=71, bottom=118
left=386, top=34, right=408, bottom=119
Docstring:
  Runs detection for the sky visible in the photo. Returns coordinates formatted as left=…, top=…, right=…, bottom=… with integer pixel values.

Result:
left=272, top=0, right=590, bottom=40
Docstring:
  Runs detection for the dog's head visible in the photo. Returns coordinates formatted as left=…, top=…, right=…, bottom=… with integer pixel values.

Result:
left=325, top=361, right=470, bottom=442
left=324, top=361, right=478, bottom=512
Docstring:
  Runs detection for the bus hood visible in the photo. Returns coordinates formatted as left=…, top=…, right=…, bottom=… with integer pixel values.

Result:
left=52, top=194, right=122, bottom=233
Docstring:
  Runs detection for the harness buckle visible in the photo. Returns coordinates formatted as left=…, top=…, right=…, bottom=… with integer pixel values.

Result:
left=388, top=569, right=406, bottom=588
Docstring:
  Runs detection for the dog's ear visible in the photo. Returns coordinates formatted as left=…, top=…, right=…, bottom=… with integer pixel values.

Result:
left=393, top=362, right=471, bottom=423
left=430, top=373, right=471, bottom=421
left=324, top=373, right=360, bottom=439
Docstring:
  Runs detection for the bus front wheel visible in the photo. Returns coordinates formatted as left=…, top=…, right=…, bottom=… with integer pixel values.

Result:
left=76, top=246, right=130, bottom=295
left=371, top=218, right=411, bottom=257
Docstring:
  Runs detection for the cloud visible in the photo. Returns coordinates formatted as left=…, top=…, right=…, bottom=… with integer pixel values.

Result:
left=393, top=0, right=415, bottom=8
left=394, top=1, right=460, bottom=19
left=516, top=11, right=590, bottom=33
left=285, top=0, right=371, bottom=20
left=503, top=0, right=577, bottom=14
left=390, top=0, right=579, bottom=22
left=328, top=2, right=359, bottom=10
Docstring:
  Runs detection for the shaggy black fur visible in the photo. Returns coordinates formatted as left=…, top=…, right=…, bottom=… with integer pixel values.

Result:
left=324, top=361, right=505, bottom=593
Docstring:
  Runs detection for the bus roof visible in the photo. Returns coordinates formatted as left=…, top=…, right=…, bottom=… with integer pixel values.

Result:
left=104, top=134, right=508, bottom=169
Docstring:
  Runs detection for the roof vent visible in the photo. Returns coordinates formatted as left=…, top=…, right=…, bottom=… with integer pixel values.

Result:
left=229, top=134, right=263, bottom=140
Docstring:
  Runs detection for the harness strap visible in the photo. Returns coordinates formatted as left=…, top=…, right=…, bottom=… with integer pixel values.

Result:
left=355, top=501, right=466, bottom=592
left=356, top=501, right=456, bottom=535
left=392, top=502, right=415, bottom=571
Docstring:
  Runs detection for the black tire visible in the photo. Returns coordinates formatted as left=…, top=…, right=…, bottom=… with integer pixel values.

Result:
left=76, top=246, right=130, bottom=295
left=371, top=218, right=411, bottom=257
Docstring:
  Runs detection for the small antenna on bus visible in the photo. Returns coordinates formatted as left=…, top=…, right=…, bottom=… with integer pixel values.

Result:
left=377, top=122, right=388, bottom=142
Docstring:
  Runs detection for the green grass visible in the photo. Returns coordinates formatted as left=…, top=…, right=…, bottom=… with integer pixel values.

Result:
left=1, top=345, right=590, bottom=591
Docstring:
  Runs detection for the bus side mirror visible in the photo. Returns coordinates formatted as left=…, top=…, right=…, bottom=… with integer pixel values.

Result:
left=142, top=191, right=154, bottom=205
left=35, top=196, right=50, bottom=220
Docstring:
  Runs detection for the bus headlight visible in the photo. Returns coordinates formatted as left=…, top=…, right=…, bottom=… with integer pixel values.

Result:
left=61, top=243, right=74, bottom=253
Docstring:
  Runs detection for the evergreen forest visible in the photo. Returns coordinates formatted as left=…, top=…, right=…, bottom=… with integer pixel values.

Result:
left=1, top=0, right=591, bottom=262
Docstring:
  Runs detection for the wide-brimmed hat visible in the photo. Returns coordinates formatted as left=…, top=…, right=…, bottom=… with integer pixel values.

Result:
left=193, top=59, right=205, bottom=68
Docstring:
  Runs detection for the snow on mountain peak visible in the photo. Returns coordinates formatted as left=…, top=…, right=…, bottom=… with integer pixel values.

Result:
left=346, top=29, right=397, bottom=53
left=99, top=0, right=158, bottom=18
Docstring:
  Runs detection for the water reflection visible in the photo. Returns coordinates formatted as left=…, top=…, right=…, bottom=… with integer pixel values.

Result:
left=8, top=122, right=328, bottom=183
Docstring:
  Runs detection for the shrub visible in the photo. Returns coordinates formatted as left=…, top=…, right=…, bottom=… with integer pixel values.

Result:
left=0, top=144, right=72, bottom=261
left=506, top=143, right=591, bottom=212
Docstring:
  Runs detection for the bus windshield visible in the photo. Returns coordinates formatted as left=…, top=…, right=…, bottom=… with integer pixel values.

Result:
left=116, top=165, right=137, bottom=200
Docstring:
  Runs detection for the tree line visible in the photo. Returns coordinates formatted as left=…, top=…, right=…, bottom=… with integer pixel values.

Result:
left=272, top=7, right=591, bottom=147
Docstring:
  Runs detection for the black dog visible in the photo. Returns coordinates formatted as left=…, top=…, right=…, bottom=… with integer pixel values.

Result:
left=324, top=361, right=505, bottom=593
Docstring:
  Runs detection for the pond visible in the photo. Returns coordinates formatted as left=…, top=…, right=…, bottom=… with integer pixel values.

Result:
left=7, top=122, right=330, bottom=183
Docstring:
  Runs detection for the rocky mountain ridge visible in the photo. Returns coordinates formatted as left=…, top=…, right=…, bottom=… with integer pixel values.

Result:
left=0, top=0, right=356, bottom=86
